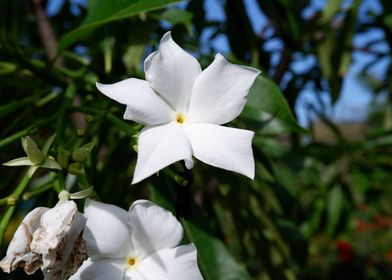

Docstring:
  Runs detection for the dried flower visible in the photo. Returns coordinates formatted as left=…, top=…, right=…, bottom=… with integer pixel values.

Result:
left=0, top=200, right=87, bottom=279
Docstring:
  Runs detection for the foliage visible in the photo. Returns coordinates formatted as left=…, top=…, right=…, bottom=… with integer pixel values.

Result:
left=0, top=0, right=391, bottom=279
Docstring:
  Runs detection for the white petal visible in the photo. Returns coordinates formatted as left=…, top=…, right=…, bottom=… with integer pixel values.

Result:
left=135, top=244, right=203, bottom=280
left=144, top=31, right=201, bottom=112
left=83, top=199, right=131, bottom=258
left=2, top=157, right=33, bottom=166
left=188, top=54, right=260, bottom=124
left=124, top=270, right=145, bottom=280
left=183, top=123, right=255, bottom=179
left=96, top=78, right=174, bottom=125
left=0, top=207, right=48, bottom=274
left=128, top=200, right=183, bottom=259
left=132, top=122, right=193, bottom=184
left=69, top=258, right=125, bottom=280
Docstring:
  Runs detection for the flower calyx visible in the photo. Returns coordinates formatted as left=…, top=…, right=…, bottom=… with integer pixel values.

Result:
left=3, top=134, right=61, bottom=177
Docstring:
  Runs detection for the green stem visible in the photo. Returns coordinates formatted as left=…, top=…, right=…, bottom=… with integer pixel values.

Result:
left=78, top=174, right=90, bottom=189
left=0, top=115, right=57, bottom=149
left=0, top=172, right=31, bottom=246
left=52, top=171, right=66, bottom=193
left=0, top=127, right=33, bottom=149
left=23, top=182, right=53, bottom=201
left=0, top=96, right=34, bottom=119
left=106, top=113, right=138, bottom=134
left=0, top=197, right=10, bottom=205
left=53, top=180, right=62, bottom=194
left=0, top=207, right=16, bottom=247
left=56, top=84, right=76, bottom=142
left=78, top=175, right=99, bottom=200
left=69, top=106, right=102, bottom=115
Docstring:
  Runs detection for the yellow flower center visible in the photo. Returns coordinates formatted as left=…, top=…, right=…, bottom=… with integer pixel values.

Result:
left=126, top=256, right=138, bottom=269
left=175, top=113, right=186, bottom=124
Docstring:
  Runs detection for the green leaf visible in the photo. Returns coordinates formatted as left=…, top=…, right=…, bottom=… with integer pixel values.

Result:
left=123, top=44, right=146, bottom=74
left=69, top=187, right=94, bottom=199
left=68, top=162, right=85, bottom=176
left=240, top=76, right=305, bottom=133
left=320, top=0, right=342, bottom=23
left=57, top=147, right=71, bottom=169
left=41, top=158, right=62, bottom=171
left=326, top=184, right=345, bottom=235
left=72, top=142, right=95, bottom=162
left=59, top=0, right=181, bottom=50
left=184, top=221, right=252, bottom=280
left=100, top=37, right=115, bottom=74
left=383, top=13, right=392, bottom=30
left=160, top=8, right=193, bottom=25
left=42, top=134, right=57, bottom=156
left=0, top=61, right=17, bottom=74
left=151, top=8, right=194, bottom=34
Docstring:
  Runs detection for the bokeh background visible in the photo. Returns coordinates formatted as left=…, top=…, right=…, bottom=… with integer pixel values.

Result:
left=0, top=0, right=391, bottom=279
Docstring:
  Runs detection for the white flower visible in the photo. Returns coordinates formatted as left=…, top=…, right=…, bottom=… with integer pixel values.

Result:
left=0, top=201, right=87, bottom=280
left=70, top=199, right=203, bottom=280
left=97, top=31, right=260, bottom=184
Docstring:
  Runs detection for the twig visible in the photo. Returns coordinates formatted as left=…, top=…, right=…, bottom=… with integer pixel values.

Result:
left=30, top=0, right=63, bottom=66
left=273, top=50, right=292, bottom=85
left=0, top=172, right=31, bottom=246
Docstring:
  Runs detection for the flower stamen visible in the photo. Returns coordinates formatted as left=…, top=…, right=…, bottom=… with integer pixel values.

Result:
left=126, top=256, right=138, bottom=269
left=175, top=113, right=186, bottom=124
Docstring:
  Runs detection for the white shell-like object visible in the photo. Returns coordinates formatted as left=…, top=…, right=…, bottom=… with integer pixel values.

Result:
left=0, top=207, right=48, bottom=274
left=1, top=201, right=87, bottom=280
left=31, top=200, right=88, bottom=280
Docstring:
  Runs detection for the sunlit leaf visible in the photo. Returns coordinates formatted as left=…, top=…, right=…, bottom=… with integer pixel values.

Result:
left=59, top=0, right=181, bottom=50
left=240, top=76, right=305, bottom=133
left=184, top=221, right=252, bottom=280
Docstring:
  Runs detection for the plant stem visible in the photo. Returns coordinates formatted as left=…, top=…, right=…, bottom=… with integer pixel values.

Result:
left=0, top=207, right=16, bottom=247
left=0, top=115, right=57, bottom=149
left=52, top=171, right=66, bottom=194
left=0, top=172, right=31, bottom=246
left=56, top=84, right=76, bottom=142
left=0, top=127, right=32, bottom=148
left=106, top=113, right=138, bottom=134
left=23, top=182, right=53, bottom=201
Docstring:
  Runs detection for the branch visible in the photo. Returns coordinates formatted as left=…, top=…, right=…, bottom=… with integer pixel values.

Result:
left=273, top=50, right=292, bottom=85
left=30, top=0, right=63, bottom=66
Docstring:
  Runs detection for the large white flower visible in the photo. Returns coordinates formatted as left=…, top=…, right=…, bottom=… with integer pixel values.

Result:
left=70, top=199, right=203, bottom=280
left=97, top=31, right=260, bottom=184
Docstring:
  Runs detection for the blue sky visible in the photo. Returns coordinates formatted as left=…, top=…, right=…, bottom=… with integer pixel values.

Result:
left=202, top=0, right=390, bottom=126
left=47, top=0, right=390, bottom=127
